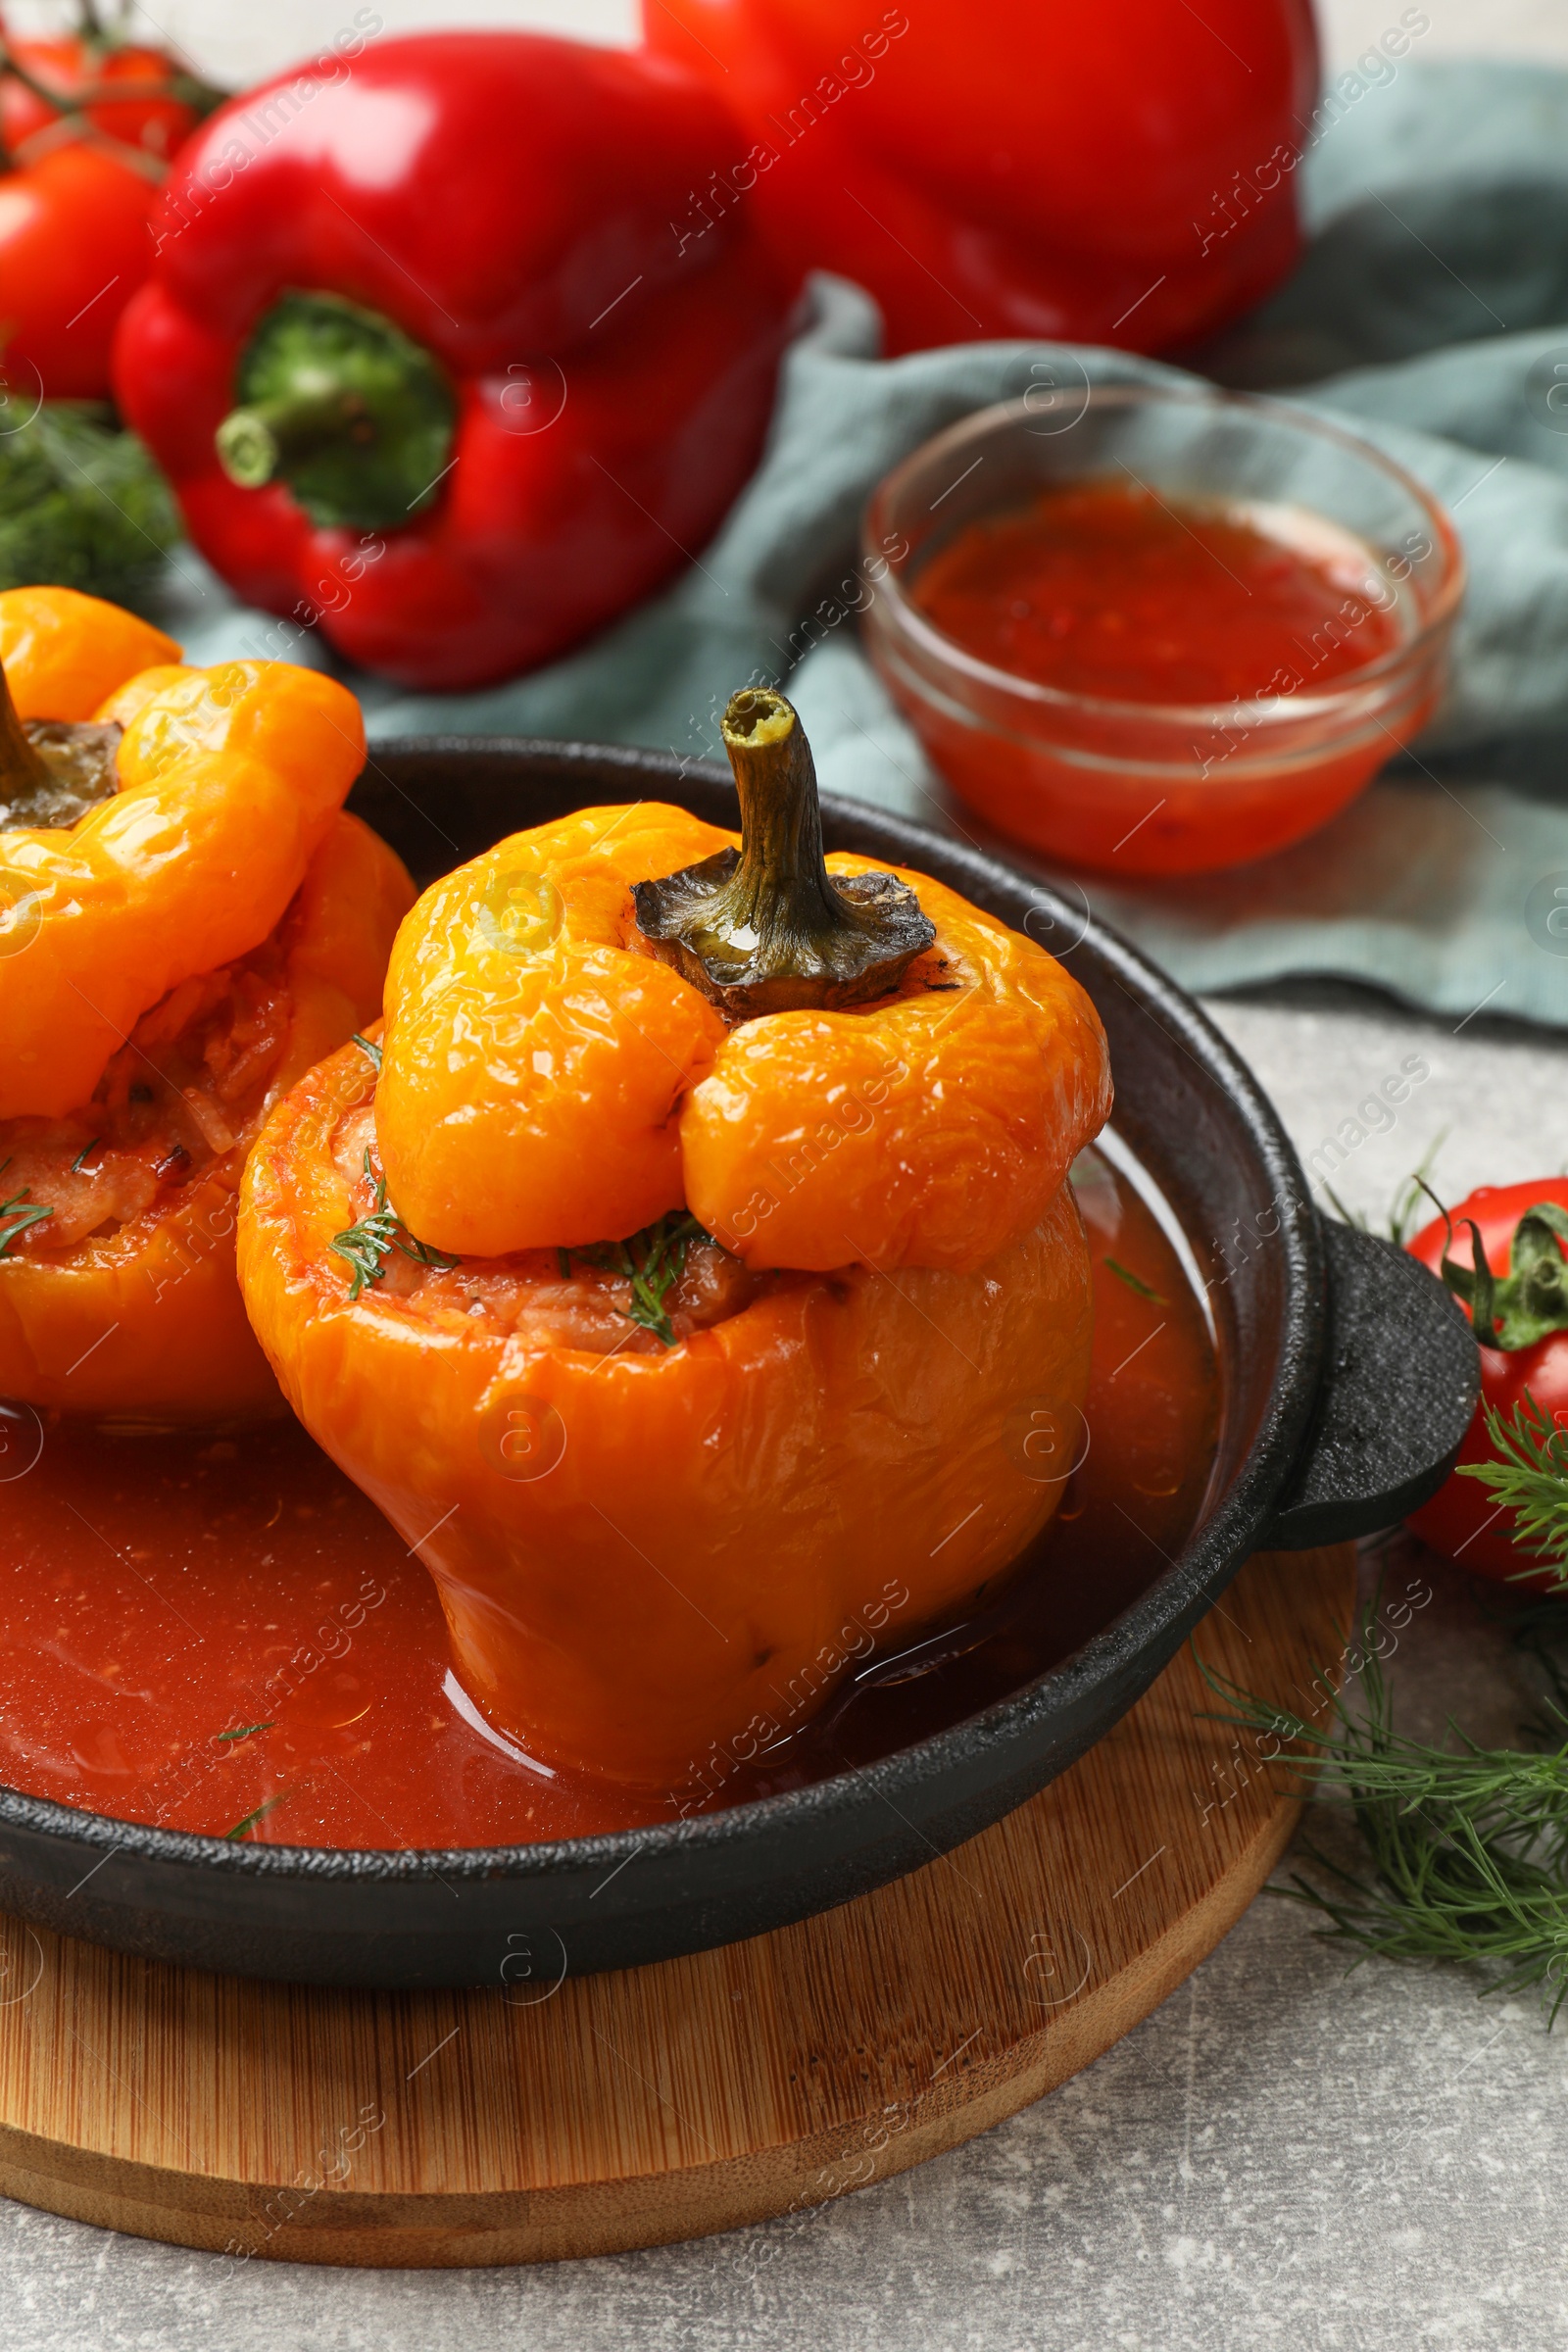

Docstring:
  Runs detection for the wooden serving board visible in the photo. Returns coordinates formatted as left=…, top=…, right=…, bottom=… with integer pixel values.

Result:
left=0, top=1544, right=1352, bottom=2268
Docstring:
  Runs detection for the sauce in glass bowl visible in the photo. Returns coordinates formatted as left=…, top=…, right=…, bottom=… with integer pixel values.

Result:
left=862, top=387, right=1464, bottom=876
left=913, top=479, right=1404, bottom=706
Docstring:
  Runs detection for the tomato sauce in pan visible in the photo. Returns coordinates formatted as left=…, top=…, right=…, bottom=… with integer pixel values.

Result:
left=0, top=1147, right=1218, bottom=1847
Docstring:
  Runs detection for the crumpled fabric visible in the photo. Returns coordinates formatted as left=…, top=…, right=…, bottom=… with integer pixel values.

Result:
left=155, top=57, right=1568, bottom=1026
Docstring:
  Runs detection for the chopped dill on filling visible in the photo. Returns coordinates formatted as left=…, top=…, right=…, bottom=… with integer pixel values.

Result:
left=329, top=1152, right=460, bottom=1302
left=560, top=1211, right=714, bottom=1348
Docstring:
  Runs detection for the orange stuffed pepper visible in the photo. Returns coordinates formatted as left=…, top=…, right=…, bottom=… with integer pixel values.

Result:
left=0, top=586, right=414, bottom=1423
left=239, top=690, right=1111, bottom=1785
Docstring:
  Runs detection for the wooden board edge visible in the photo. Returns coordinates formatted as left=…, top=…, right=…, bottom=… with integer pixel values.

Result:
left=0, top=1789, right=1305, bottom=2269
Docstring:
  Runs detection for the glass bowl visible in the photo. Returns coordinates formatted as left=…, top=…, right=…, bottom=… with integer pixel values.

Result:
left=860, top=384, right=1465, bottom=876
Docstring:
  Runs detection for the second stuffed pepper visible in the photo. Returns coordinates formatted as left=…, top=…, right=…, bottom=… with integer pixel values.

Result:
left=0, top=585, right=414, bottom=1422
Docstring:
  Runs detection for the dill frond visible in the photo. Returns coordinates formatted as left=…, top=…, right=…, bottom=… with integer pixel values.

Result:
left=566, top=1210, right=711, bottom=1348
left=1203, top=1624, right=1568, bottom=2021
left=1459, top=1395, right=1568, bottom=1584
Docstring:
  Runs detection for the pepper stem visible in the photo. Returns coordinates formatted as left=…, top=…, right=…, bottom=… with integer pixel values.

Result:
left=0, top=659, right=122, bottom=833
left=215, top=290, right=457, bottom=531
left=0, top=662, right=48, bottom=802
left=217, top=388, right=377, bottom=489
left=632, top=687, right=936, bottom=1017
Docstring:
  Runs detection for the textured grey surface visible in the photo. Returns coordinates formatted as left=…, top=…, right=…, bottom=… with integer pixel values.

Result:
left=0, top=981, right=1564, bottom=2349
left=7, top=1, right=1568, bottom=2339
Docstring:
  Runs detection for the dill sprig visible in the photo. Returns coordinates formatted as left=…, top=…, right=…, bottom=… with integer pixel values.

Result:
left=329, top=1151, right=458, bottom=1301
left=1103, top=1255, right=1166, bottom=1303
left=1459, top=1393, right=1568, bottom=1585
left=0, top=1182, right=53, bottom=1257
left=329, top=1156, right=399, bottom=1299
left=352, top=1033, right=382, bottom=1071
left=565, top=1210, right=711, bottom=1348
left=1322, top=1128, right=1449, bottom=1248
left=223, top=1790, right=294, bottom=1840
left=1203, top=1624, right=1568, bottom=2021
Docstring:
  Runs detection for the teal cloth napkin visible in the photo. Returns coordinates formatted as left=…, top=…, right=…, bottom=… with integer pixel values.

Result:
left=155, top=58, right=1568, bottom=1027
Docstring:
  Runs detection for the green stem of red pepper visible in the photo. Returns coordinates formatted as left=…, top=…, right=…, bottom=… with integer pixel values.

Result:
left=215, top=290, right=457, bottom=532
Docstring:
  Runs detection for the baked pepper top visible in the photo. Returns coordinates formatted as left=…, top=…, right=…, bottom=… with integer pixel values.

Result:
left=374, top=687, right=1110, bottom=1274
left=0, top=585, right=367, bottom=1121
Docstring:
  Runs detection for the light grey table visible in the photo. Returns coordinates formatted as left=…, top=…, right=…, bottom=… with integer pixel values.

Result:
left=8, top=3, right=1568, bottom=2344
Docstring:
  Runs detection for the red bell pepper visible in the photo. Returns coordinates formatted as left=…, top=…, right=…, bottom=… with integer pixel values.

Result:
left=113, top=31, right=790, bottom=693
left=644, top=0, right=1320, bottom=357
left=0, top=21, right=210, bottom=400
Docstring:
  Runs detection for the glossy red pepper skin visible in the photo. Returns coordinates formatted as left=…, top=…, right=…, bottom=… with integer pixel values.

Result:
left=644, top=0, right=1319, bottom=357
left=112, top=33, right=790, bottom=692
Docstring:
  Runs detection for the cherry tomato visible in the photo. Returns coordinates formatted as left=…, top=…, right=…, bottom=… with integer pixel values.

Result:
left=1, top=37, right=201, bottom=165
left=1406, top=1179, right=1568, bottom=1584
left=0, top=142, right=159, bottom=400
left=0, top=33, right=207, bottom=401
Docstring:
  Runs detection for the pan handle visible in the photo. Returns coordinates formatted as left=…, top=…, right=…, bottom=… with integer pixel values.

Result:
left=1260, top=1219, right=1479, bottom=1551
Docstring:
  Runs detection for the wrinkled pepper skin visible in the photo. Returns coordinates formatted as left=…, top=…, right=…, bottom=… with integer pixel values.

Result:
left=374, top=804, right=1110, bottom=1272
left=1, top=631, right=368, bottom=1121
left=241, top=1039, right=1094, bottom=1784
left=113, top=33, right=790, bottom=692
left=644, top=0, right=1319, bottom=357
left=0, top=587, right=414, bottom=1422
left=239, top=803, right=1109, bottom=1781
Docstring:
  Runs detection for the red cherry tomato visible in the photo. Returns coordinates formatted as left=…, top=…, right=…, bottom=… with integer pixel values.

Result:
left=1, top=37, right=200, bottom=164
left=0, top=142, right=159, bottom=400
left=0, top=33, right=206, bottom=400
left=1406, top=1179, right=1568, bottom=1585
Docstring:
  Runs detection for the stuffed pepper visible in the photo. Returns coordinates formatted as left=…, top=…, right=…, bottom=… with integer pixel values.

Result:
left=0, top=585, right=414, bottom=1423
left=239, top=689, right=1111, bottom=1785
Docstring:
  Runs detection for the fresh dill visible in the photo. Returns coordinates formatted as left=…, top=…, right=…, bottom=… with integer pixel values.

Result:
left=564, top=1210, right=711, bottom=1348
left=223, top=1790, right=294, bottom=1840
left=329, top=1151, right=458, bottom=1301
left=216, top=1721, right=275, bottom=1743
left=352, top=1033, right=382, bottom=1072
left=70, top=1137, right=101, bottom=1173
left=329, top=1156, right=399, bottom=1299
left=1460, top=1394, right=1568, bottom=1585
left=1208, top=1139, right=1568, bottom=2017
left=1322, top=1127, right=1449, bottom=1248
left=1204, top=1624, right=1568, bottom=2021
left=1103, top=1256, right=1166, bottom=1304
left=0, top=1185, right=53, bottom=1258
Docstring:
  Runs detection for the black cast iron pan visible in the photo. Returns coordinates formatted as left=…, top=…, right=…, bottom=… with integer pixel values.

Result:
left=0, top=740, right=1478, bottom=1986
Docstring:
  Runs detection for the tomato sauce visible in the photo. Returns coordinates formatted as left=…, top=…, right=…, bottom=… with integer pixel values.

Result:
left=914, top=479, right=1403, bottom=706
left=0, top=1147, right=1218, bottom=1848
left=893, top=477, right=1426, bottom=876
